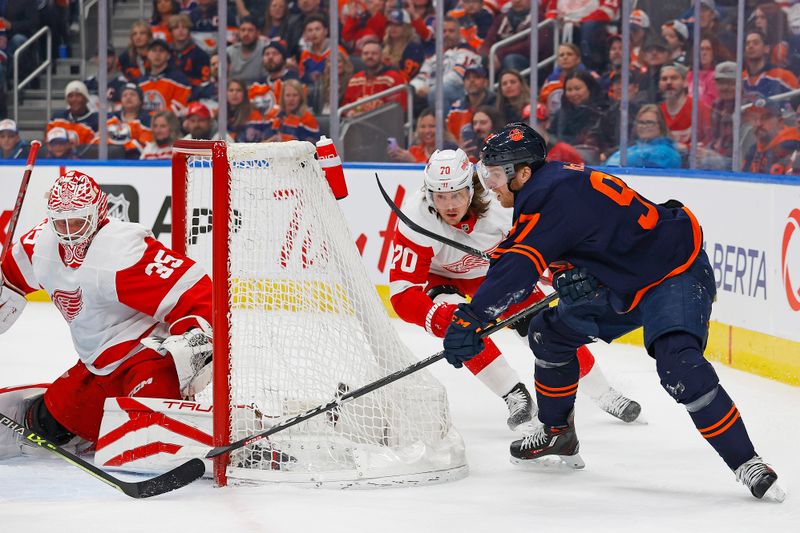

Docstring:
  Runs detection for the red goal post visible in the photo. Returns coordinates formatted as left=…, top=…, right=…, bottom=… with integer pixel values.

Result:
left=171, top=139, right=467, bottom=489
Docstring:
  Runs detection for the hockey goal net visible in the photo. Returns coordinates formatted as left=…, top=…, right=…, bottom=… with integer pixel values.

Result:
left=171, top=140, right=467, bottom=487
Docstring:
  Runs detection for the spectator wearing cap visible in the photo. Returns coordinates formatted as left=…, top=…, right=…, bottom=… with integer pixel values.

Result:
left=170, top=13, right=211, bottom=88
left=411, top=17, right=482, bottom=112
left=182, top=101, right=215, bottom=140
left=249, top=41, right=299, bottom=115
left=708, top=61, right=737, bottom=153
left=659, top=63, right=712, bottom=150
left=46, top=80, right=99, bottom=146
left=637, top=36, right=671, bottom=105
left=446, top=65, right=495, bottom=143
left=101, top=83, right=153, bottom=158
left=227, top=79, right=267, bottom=142
left=606, top=104, right=681, bottom=169
left=747, top=3, right=791, bottom=69
left=685, top=35, right=722, bottom=110
left=261, top=0, right=289, bottom=41
left=628, top=9, right=650, bottom=68
left=136, top=39, right=193, bottom=116
left=661, top=20, right=689, bottom=66
left=743, top=99, right=800, bottom=174
left=342, top=41, right=406, bottom=117
left=42, top=127, right=78, bottom=160
left=744, top=29, right=799, bottom=99
left=539, top=42, right=597, bottom=114
left=227, top=17, right=268, bottom=85
left=151, top=0, right=179, bottom=43
left=0, top=119, right=27, bottom=159
left=119, top=21, right=153, bottom=82
left=84, top=45, right=129, bottom=111
left=189, top=0, right=237, bottom=55
left=543, top=0, right=620, bottom=72
left=448, top=0, right=493, bottom=51
left=297, top=14, right=349, bottom=85
left=141, top=110, right=181, bottom=159
left=342, top=0, right=388, bottom=55
left=264, top=79, right=320, bottom=143
left=382, top=9, right=424, bottom=82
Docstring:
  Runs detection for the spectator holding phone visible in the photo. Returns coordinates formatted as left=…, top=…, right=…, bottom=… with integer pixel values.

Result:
left=458, top=105, right=502, bottom=161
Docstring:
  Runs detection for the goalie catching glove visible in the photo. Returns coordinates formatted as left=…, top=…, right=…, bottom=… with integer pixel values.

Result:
left=141, top=318, right=213, bottom=398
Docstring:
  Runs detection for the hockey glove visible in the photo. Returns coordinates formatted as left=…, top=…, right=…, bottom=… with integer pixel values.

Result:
left=425, top=302, right=458, bottom=338
left=554, top=267, right=600, bottom=305
left=141, top=324, right=213, bottom=398
left=442, top=304, right=488, bottom=368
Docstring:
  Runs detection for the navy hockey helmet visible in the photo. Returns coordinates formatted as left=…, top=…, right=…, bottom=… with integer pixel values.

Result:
left=478, top=122, right=547, bottom=191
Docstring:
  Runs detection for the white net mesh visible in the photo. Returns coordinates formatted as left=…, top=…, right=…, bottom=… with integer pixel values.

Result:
left=178, top=141, right=467, bottom=486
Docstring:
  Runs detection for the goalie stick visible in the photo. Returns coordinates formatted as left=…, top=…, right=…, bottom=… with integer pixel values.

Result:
left=204, top=291, right=558, bottom=460
left=0, top=143, right=206, bottom=498
left=0, top=412, right=205, bottom=498
left=375, top=173, right=491, bottom=261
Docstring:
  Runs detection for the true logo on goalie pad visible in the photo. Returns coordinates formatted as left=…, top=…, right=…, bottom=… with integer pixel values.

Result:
left=52, top=287, right=83, bottom=322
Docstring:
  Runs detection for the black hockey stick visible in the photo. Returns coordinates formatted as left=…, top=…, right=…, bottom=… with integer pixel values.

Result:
left=375, top=173, right=492, bottom=261
left=205, top=291, right=557, bottom=460
left=0, top=412, right=205, bottom=498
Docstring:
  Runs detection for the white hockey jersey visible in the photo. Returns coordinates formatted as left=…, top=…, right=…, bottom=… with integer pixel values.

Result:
left=388, top=189, right=512, bottom=329
left=1, top=218, right=212, bottom=376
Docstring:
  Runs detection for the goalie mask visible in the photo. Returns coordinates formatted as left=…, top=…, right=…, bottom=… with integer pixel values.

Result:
left=47, top=171, right=109, bottom=266
left=424, top=149, right=474, bottom=212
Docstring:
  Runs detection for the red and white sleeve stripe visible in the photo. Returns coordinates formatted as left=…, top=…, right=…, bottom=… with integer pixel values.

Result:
left=1, top=221, right=47, bottom=295
left=115, top=237, right=212, bottom=335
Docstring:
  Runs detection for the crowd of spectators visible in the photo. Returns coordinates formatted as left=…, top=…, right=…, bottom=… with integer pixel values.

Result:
left=0, top=0, right=799, bottom=175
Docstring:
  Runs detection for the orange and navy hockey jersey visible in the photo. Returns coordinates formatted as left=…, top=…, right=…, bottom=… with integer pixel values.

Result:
left=469, top=161, right=703, bottom=319
left=136, top=69, right=193, bottom=116
left=744, top=126, right=800, bottom=175
left=743, top=64, right=799, bottom=98
left=173, top=42, right=211, bottom=87
left=299, top=45, right=349, bottom=84
left=47, top=110, right=99, bottom=145
left=247, top=70, right=300, bottom=115
left=264, top=107, right=320, bottom=143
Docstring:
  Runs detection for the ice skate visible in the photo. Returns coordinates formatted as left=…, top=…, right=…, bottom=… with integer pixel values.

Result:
left=234, top=441, right=297, bottom=470
left=510, top=410, right=584, bottom=469
left=594, top=388, right=641, bottom=423
left=734, top=455, right=786, bottom=502
left=503, top=382, right=537, bottom=430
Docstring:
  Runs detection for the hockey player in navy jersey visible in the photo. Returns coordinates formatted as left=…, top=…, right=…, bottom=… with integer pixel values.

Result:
left=441, top=122, right=785, bottom=501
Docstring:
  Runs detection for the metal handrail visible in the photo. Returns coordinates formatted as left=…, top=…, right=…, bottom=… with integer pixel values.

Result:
left=13, top=27, right=52, bottom=125
left=740, top=88, right=800, bottom=110
left=79, top=0, right=100, bottom=77
left=338, top=84, right=415, bottom=146
left=489, top=18, right=559, bottom=88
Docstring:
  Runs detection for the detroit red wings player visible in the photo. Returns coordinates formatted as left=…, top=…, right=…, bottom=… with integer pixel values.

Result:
left=0, top=171, right=213, bottom=452
left=389, top=149, right=642, bottom=428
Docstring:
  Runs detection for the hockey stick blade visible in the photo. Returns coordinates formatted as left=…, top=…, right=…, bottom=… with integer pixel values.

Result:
left=205, top=291, right=558, bottom=459
left=0, top=412, right=205, bottom=498
left=375, top=173, right=491, bottom=261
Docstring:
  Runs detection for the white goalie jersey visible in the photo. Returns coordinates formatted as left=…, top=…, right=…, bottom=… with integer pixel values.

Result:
left=1, top=218, right=212, bottom=376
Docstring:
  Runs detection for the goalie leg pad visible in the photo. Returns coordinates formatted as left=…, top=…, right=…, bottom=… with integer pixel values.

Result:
left=0, top=384, right=48, bottom=459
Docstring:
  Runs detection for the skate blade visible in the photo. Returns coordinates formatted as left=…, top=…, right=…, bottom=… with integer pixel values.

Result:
left=510, top=453, right=585, bottom=470
left=763, top=482, right=787, bottom=503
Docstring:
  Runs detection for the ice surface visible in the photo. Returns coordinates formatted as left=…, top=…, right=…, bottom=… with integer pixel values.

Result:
left=1, top=303, right=798, bottom=532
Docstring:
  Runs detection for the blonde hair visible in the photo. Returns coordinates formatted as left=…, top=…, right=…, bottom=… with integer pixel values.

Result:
left=281, top=79, right=310, bottom=116
left=128, top=20, right=153, bottom=59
